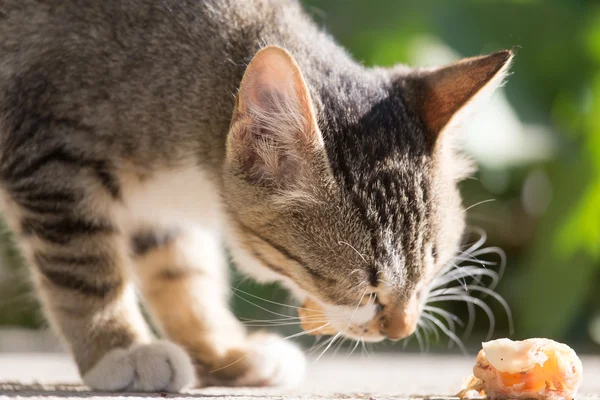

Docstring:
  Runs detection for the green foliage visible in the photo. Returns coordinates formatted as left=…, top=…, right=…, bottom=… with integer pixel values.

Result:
left=516, top=10, right=600, bottom=341
left=557, top=76, right=600, bottom=258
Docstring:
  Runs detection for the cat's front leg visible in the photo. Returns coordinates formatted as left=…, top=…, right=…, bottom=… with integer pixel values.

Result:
left=0, top=174, right=195, bottom=392
left=131, top=227, right=306, bottom=387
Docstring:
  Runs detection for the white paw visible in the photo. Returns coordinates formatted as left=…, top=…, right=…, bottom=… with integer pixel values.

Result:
left=235, top=332, right=306, bottom=387
left=82, top=341, right=196, bottom=392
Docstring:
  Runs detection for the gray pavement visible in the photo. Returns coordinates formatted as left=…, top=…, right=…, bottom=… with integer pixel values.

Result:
left=0, top=353, right=599, bottom=400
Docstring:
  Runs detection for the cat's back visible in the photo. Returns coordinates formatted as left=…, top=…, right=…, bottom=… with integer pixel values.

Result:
left=0, top=0, right=311, bottom=92
left=0, top=0, right=248, bottom=101
left=0, top=0, right=314, bottom=169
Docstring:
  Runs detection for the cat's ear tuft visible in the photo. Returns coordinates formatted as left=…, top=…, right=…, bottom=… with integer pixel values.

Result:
left=401, top=49, right=514, bottom=143
left=227, top=45, right=322, bottom=188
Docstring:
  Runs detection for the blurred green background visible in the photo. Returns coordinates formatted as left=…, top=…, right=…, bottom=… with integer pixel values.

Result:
left=1, top=0, right=599, bottom=354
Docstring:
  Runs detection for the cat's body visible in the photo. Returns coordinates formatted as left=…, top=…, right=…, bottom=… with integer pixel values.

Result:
left=0, top=0, right=512, bottom=392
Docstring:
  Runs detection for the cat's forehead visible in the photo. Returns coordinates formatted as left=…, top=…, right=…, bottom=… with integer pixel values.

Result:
left=317, top=80, right=433, bottom=214
left=316, top=77, right=431, bottom=174
left=315, top=82, right=435, bottom=282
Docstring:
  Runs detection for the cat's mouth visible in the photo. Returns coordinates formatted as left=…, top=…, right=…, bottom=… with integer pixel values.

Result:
left=297, top=293, right=421, bottom=343
left=297, top=296, right=390, bottom=342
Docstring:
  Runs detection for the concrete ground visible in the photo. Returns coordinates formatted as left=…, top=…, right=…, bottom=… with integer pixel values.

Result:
left=0, top=353, right=599, bottom=400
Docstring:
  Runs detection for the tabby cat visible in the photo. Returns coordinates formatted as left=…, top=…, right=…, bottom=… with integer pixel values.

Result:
left=0, top=0, right=512, bottom=392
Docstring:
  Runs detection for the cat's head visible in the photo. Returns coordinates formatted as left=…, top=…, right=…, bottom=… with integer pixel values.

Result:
left=222, top=46, right=512, bottom=342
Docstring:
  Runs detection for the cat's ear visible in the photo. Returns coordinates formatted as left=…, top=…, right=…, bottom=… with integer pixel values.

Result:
left=400, top=49, right=513, bottom=142
left=227, top=45, right=322, bottom=188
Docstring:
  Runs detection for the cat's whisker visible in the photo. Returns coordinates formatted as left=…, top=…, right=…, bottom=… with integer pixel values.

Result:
left=231, top=291, right=298, bottom=319
left=430, top=266, right=499, bottom=291
left=423, top=323, right=432, bottom=352
left=453, top=247, right=497, bottom=266
left=463, top=198, right=496, bottom=214
left=240, top=321, right=331, bottom=327
left=423, top=305, right=464, bottom=330
left=468, top=246, right=507, bottom=281
left=242, top=315, right=351, bottom=326
left=402, top=333, right=412, bottom=350
left=420, top=311, right=442, bottom=343
left=453, top=256, right=498, bottom=266
left=365, top=341, right=374, bottom=358
left=360, top=337, right=368, bottom=357
left=431, top=281, right=511, bottom=335
left=232, top=291, right=346, bottom=325
left=461, top=227, right=487, bottom=253
left=430, top=269, right=476, bottom=290
left=428, top=293, right=495, bottom=340
left=429, top=320, right=442, bottom=344
left=232, top=273, right=254, bottom=287
left=312, top=335, right=323, bottom=347
left=238, top=316, right=301, bottom=323
left=424, top=225, right=511, bottom=347
left=238, top=315, right=340, bottom=323
left=280, top=325, right=334, bottom=341
left=417, top=320, right=432, bottom=352
left=461, top=300, right=477, bottom=343
left=455, top=245, right=506, bottom=279
left=450, top=257, right=489, bottom=283
left=424, top=306, right=454, bottom=349
left=314, top=331, right=343, bottom=362
left=333, top=337, right=348, bottom=356
left=308, top=335, right=336, bottom=355
left=428, top=262, right=470, bottom=292
left=231, top=287, right=322, bottom=312
left=463, top=285, right=514, bottom=335
left=451, top=262, right=469, bottom=291
left=414, top=325, right=424, bottom=353
left=346, top=338, right=361, bottom=358
left=240, top=319, right=336, bottom=326
left=421, top=312, right=467, bottom=354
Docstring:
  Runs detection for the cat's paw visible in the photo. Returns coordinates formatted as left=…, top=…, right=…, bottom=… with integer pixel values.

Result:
left=206, top=332, right=306, bottom=387
left=240, top=332, right=306, bottom=387
left=82, top=341, right=196, bottom=392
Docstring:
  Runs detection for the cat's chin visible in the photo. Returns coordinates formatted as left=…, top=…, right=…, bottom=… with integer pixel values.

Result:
left=338, top=332, right=386, bottom=343
left=328, top=325, right=387, bottom=343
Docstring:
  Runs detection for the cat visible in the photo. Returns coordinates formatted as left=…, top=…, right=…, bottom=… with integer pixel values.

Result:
left=0, top=0, right=512, bottom=392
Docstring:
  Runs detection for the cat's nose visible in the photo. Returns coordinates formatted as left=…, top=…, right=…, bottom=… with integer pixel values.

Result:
left=381, top=309, right=418, bottom=340
left=380, top=296, right=419, bottom=341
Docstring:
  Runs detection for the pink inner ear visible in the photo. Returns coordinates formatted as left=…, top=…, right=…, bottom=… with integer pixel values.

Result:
left=230, top=46, right=321, bottom=188
left=236, top=123, right=303, bottom=188
left=242, top=51, right=299, bottom=113
left=238, top=47, right=319, bottom=147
